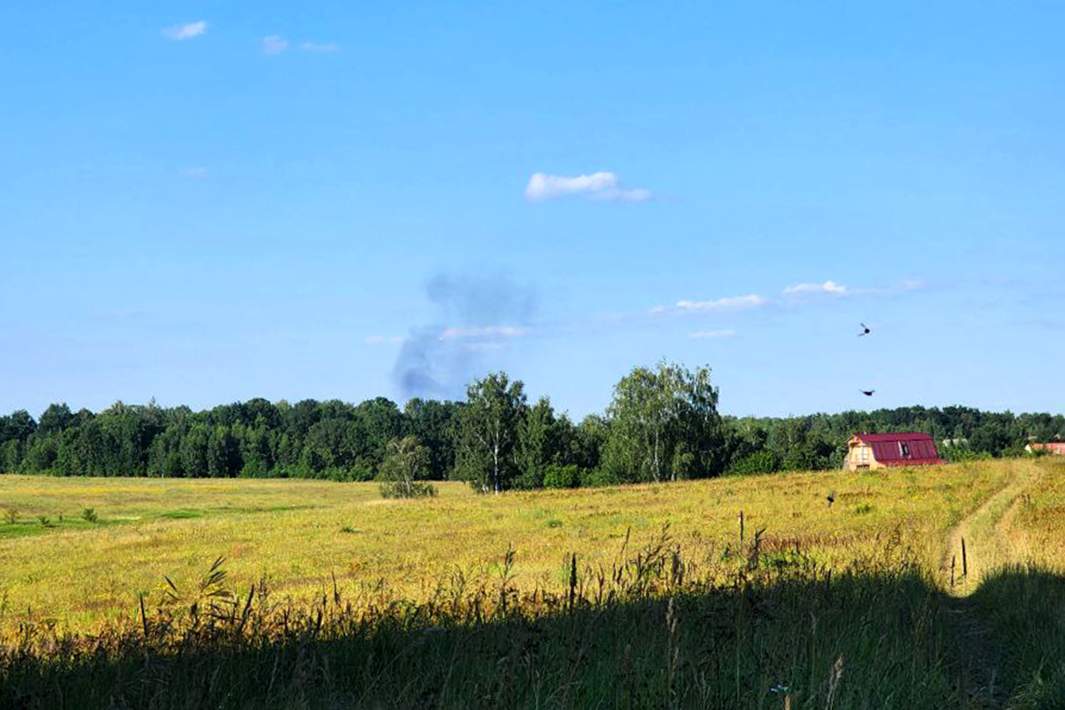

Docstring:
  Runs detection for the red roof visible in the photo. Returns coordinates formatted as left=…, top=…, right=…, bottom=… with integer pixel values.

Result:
left=854, top=432, right=942, bottom=467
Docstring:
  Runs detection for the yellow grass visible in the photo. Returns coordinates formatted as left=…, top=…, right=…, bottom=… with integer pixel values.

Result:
left=1, top=458, right=1056, bottom=634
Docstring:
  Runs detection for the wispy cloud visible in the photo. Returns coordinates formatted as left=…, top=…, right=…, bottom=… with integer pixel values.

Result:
left=689, top=329, right=736, bottom=339
left=180, top=167, right=208, bottom=179
left=262, top=35, right=289, bottom=55
left=439, top=325, right=528, bottom=341
left=300, top=41, right=340, bottom=53
left=163, top=21, right=207, bottom=41
left=365, top=335, right=404, bottom=346
left=524, top=172, right=651, bottom=203
left=783, top=280, right=848, bottom=296
left=652, top=294, right=767, bottom=315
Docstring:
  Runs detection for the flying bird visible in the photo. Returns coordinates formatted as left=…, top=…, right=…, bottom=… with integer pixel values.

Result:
left=861, top=389, right=875, bottom=397
left=858, top=323, right=871, bottom=336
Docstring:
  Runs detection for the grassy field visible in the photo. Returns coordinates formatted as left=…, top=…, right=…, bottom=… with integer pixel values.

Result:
left=3, top=458, right=1065, bottom=708
left=0, top=461, right=1024, bottom=632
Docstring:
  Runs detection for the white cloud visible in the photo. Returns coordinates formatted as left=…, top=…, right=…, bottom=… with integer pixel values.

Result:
left=163, top=21, right=207, bottom=41
left=689, top=329, right=736, bottom=339
left=524, top=172, right=651, bottom=202
left=439, top=325, right=528, bottom=340
left=300, top=41, right=340, bottom=53
left=365, top=335, right=404, bottom=346
left=652, top=294, right=767, bottom=315
left=262, top=35, right=289, bottom=55
left=783, top=280, right=848, bottom=296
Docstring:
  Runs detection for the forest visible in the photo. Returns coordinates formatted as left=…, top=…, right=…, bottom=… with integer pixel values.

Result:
left=1, top=363, right=1062, bottom=487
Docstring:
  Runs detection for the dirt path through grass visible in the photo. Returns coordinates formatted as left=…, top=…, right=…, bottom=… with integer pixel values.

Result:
left=940, top=460, right=1042, bottom=595
left=938, top=461, right=1045, bottom=706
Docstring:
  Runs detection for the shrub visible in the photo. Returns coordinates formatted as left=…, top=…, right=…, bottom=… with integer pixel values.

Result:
left=379, top=480, right=437, bottom=499
left=2, top=508, right=16, bottom=525
left=81, top=508, right=98, bottom=523
left=543, top=464, right=580, bottom=489
left=942, top=446, right=992, bottom=463
left=726, top=450, right=781, bottom=476
left=579, top=467, right=617, bottom=488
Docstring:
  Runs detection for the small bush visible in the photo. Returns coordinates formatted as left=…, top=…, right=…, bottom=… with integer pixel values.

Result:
left=942, top=446, right=992, bottom=463
left=81, top=508, right=98, bottom=523
left=543, top=464, right=580, bottom=489
left=726, top=450, right=781, bottom=476
left=579, top=467, right=617, bottom=488
left=37, top=515, right=52, bottom=527
left=3, top=508, right=16, bottom=525
left=379, top=480, right=437, bottom=499
left=855, top=503, right=874, bottom=515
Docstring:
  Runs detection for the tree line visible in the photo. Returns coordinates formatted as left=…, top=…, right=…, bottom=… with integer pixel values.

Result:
left=1, top=362, right=1062, bottom=488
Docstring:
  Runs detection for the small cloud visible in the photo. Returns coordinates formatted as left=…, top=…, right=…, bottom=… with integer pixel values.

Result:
left=180, top=167, right=208, bottom=179
left=163, top=21, right=207, bottom=41
left=365, top=335, right=404, bottom=346
left=783, top=280, right=848, bottom=296
left=262, top=35, right=289, bottom=55
left=300, top=41, right=340, bottom=53
left=689, top=329, right=736, bottom=339
left=439, top=325, right=528, bottom=340
left=524, top=171, right=651, bottom=203
left=654, top=294, right=767, bottom=315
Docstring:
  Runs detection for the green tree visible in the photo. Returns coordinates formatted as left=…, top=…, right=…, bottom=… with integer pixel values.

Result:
left=514, top=397, right=558, bottom=489
left=378, top=436, right=436, bottom=498
left=403, top=398, right=460, bottom=479
left=455, top=372, right=527, bottom=493
left=37, top=403, right=73, bottom=436
left=207, top=425, right=240, bottom=477
left=604, top=362, right=725, bottom=482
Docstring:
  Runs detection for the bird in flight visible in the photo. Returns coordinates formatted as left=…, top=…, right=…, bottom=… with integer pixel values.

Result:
left=858, top=322, right=871, bottom=336
left=861, top=389, right=875, bottom=397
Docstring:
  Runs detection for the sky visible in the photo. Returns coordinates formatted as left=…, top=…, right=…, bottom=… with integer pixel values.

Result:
left=2, top=2, right=1064, bottom=420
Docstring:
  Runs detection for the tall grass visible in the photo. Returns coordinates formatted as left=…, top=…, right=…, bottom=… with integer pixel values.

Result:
left=1, top=528, right=987, bottom=709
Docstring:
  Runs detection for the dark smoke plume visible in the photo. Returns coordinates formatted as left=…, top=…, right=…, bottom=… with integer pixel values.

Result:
left=393, top=274, right=536, bottom=399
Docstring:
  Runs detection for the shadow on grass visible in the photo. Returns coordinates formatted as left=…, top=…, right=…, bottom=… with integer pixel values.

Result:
left=3, top=548, right=1065, bottom=709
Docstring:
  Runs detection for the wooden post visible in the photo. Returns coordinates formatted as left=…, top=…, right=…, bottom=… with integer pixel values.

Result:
left=961, top=538, right=968, bottom=577
left=568, top=553, right=577, bottom=610
left=950, top=555, right=956, bottom=588
left=739, top=511, right=745, bottom=543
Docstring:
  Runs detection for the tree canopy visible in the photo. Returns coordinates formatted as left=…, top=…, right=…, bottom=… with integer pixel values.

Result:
left=1, top=366, right=1062, bottom=486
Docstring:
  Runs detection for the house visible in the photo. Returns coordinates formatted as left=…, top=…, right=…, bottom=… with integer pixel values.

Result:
left=844, top=432, right=943, bottom=471
left=1026, top=442, right=1065, bottom=456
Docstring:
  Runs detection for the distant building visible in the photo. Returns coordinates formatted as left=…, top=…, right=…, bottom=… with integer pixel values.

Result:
left=1025, top=442, right=1065, bottom=456
left=845, top=432, right=943, bottom=471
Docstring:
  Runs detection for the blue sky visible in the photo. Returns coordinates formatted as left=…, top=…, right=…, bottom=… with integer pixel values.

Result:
left=2, top=2, right=1063, bottom=419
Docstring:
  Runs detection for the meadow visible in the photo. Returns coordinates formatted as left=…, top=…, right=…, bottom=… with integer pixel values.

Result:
left=2, top=457, right=1065, bottom=708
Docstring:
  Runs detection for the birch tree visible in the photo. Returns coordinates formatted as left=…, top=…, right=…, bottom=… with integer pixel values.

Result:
left=604, top=362, right=725, bottom=482
left=455, top=372, right=527, bottom=493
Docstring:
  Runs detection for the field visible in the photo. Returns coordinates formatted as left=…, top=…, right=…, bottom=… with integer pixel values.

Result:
left=3, top=458, right=1065, bottom=708
left=0, top=461, right=1025, bottom=631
